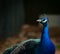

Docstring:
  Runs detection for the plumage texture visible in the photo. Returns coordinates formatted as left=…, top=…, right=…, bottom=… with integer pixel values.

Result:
left=3, top=16, right=56, bottom=54
left=3, top=39, right=40, bottom=54
left=35, top=24, right=55, bottom=54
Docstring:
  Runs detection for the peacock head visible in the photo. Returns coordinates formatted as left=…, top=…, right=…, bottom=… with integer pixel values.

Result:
left=36, top=14, right=49, bottom=26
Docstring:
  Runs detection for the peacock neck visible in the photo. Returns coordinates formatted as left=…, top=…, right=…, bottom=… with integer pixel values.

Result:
left=36, top=23, right=55, bottom=54
left=41, top=23, right=50, bottom=43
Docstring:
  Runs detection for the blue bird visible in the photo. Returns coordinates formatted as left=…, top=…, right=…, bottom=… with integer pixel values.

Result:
left=35, top=16, right=56, bottom=54
left=3, top=15, right=56, bottom=54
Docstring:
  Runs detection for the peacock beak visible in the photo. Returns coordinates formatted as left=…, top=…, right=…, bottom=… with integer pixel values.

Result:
left=36, top=19, right=41, bottom=22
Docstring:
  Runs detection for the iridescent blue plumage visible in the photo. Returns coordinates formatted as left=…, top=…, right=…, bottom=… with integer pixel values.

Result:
left=35, top=17, right=55, bottom=54
left=3, top=15, right=55, bottom=54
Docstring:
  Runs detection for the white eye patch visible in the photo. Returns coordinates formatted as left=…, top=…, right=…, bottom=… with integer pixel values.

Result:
left=42, top=19, right=47, bottom=23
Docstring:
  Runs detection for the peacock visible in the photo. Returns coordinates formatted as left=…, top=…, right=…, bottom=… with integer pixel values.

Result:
left=3, top=15, right=56, bottom=54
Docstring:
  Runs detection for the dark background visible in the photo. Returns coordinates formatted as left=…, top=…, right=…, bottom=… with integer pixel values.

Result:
left=0, top=0, right=60, bottom=38
left=0, top=0, right=60, bottom=54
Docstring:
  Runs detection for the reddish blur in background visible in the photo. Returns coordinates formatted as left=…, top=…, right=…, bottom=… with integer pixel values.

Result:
left=0, top=0, right=60, bottom=54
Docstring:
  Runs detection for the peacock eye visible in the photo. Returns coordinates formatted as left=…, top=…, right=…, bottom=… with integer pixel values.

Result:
left=42, top=19, right=47, bottom=23
left=43, top=19, right=45, bottom=21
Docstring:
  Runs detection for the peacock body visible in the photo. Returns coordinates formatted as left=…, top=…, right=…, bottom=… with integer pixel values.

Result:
left=3, top=16, right=55, bottom=54
left=35, top=17, right=55, bottom=54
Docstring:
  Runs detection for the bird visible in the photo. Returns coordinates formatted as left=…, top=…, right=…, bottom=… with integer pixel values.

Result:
left=3, top=15, right=56, bottom=54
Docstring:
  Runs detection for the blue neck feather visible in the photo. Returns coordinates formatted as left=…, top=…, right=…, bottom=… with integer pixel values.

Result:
left=35, top=23, right=55, bottom=54
left=41, top=23, right=50, bottom=43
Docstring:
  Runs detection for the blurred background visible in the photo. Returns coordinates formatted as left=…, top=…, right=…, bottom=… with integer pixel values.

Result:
left=0, top=0, right=60, bottom=54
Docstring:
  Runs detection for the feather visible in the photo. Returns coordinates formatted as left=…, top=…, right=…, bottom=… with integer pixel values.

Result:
left=3, top=39, right=40, bottom=54
left=3, top=16, right=56, bottom=54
